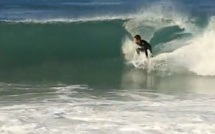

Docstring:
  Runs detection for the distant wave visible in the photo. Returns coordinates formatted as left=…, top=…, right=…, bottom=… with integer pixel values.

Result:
left=61, top=2, right=123, bottom=6
left=0, top=15, right=135, bottom=24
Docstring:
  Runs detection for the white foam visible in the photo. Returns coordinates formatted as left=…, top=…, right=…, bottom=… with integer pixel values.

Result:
left=0, top=90, right=215, bottom=134
left=123, top=27, right=215, bottom=76
left=0, top=82, right=215, bottom=134
left=149, top=16, right=215, bottom=76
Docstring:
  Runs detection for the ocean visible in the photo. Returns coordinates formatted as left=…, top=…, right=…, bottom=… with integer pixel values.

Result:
left=0, top=0, right=215, bottom=133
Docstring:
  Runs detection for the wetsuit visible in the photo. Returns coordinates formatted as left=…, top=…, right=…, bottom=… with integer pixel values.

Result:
left=136, top=40, right=152, bottom=58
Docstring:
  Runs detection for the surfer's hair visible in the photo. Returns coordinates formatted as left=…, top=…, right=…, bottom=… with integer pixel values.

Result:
left=134, top=35, right=141, bottom=40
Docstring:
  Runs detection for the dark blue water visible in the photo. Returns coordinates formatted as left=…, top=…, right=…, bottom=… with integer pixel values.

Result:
left=1, top=0, right=215, bottom=21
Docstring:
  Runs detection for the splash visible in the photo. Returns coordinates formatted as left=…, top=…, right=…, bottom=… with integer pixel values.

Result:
left=122, top=1, right=215, bottom=76
left=156, top=16, right=215, bottom=76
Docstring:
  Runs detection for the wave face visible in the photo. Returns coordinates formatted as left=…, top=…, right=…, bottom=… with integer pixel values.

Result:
left=0, top=20, right=126, bottom=67
left=0, top=20, right=126, bottom=84
left=1, top=0, right=215, bottom=78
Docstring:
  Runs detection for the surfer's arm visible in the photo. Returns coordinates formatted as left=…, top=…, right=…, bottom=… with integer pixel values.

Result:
left=145, top=50, right=149, bottom=58
left=136, top=48, right=144, bottom=55
left=149, top=46, right=152, bottom=54
left=145, top=41, right=152, bottom=54
left=146, top=42, right=152, bottom=57
left=142, top=40, right=152, bottom=55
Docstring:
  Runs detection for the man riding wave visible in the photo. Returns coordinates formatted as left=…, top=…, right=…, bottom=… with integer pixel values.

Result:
left=133, top=35, right=152, bottom=58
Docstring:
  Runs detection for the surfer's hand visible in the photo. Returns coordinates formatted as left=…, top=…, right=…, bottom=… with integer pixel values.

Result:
left=148, top=53, right=153, bottom=57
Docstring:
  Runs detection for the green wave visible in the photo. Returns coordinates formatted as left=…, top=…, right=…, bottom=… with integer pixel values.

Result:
left=0, top=20, right=127, bottom=68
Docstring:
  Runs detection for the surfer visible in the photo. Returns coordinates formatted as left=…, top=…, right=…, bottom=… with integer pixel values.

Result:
left=134, top=35, right=152, bottom=58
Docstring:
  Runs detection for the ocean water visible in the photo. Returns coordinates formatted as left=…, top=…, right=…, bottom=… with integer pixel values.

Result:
left=0, top=0, right=215, bottom=134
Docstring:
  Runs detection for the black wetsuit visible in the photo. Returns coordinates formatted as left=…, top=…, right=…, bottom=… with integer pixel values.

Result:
left=136, top=40, right=152, bottom=58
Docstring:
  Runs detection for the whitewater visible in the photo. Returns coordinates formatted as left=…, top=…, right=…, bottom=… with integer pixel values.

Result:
left=122, top=1, right=215, bottom=76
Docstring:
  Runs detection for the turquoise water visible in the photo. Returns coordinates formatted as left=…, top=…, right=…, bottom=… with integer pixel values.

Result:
left=0, top=0, right=215, bottom=133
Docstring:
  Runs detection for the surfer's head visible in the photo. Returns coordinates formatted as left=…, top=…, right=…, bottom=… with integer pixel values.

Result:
left=134, top=35, right=141, bottom=44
